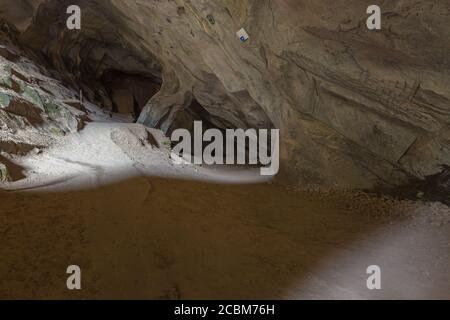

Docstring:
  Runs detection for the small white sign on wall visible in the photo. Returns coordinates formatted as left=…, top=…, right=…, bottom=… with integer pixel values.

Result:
left=236, top=28, right=249, bottom=42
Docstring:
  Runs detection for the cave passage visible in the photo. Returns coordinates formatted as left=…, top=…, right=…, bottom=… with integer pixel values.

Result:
left=97, top=69, right=162, bottom=121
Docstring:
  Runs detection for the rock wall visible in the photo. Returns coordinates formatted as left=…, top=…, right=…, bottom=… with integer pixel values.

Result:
left=0, top=20, right=87, bottom=143
left=1, top=0, right=450, bottom=189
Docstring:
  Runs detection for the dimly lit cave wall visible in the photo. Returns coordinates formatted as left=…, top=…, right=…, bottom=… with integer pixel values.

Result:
left=6, top=0, right=164, bottom=118
left=1, top=0, right=450, bottom=189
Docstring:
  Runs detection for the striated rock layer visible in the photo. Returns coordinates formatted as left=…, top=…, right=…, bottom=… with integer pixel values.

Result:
left=1, top=0, right=450, bottom=189
left=0, top=17, right=89, bottom=181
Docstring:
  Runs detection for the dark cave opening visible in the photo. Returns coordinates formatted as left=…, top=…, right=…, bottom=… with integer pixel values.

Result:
left=97, top=69, right=162, bottom=121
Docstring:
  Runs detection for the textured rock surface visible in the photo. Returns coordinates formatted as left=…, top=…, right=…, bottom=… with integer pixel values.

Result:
left=1, top=0, right=450, bottom=189
left=0, top=154, right=25, bottom=181
left=0, top=161, right=7, bottom=182
left=0, top=18, right=88, bottom=181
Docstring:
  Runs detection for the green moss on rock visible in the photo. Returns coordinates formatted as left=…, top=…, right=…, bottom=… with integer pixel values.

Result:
left=0, top=66, right=12, bottom=88
left=44, top=102, right=61, bottom=118
left=0, top=92, right=11, bottom=108
left=14, top=78, right=44, bottom=110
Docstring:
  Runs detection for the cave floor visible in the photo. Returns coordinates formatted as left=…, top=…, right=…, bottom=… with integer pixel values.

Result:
left=0, top=118, right=449, bottom=300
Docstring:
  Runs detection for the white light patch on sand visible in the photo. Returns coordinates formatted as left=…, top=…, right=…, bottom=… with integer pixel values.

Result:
left=4, top=115, right=272, bottom=192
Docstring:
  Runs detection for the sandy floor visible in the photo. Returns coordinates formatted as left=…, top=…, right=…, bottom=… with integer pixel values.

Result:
left=0, top=120, right=449, bottom=300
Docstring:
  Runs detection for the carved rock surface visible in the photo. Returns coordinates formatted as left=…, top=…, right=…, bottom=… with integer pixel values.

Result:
left=1, top=0, right=450, bottom=189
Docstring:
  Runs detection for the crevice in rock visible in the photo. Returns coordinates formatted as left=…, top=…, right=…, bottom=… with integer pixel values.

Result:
left=370, top=165, right=450, bottom=206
